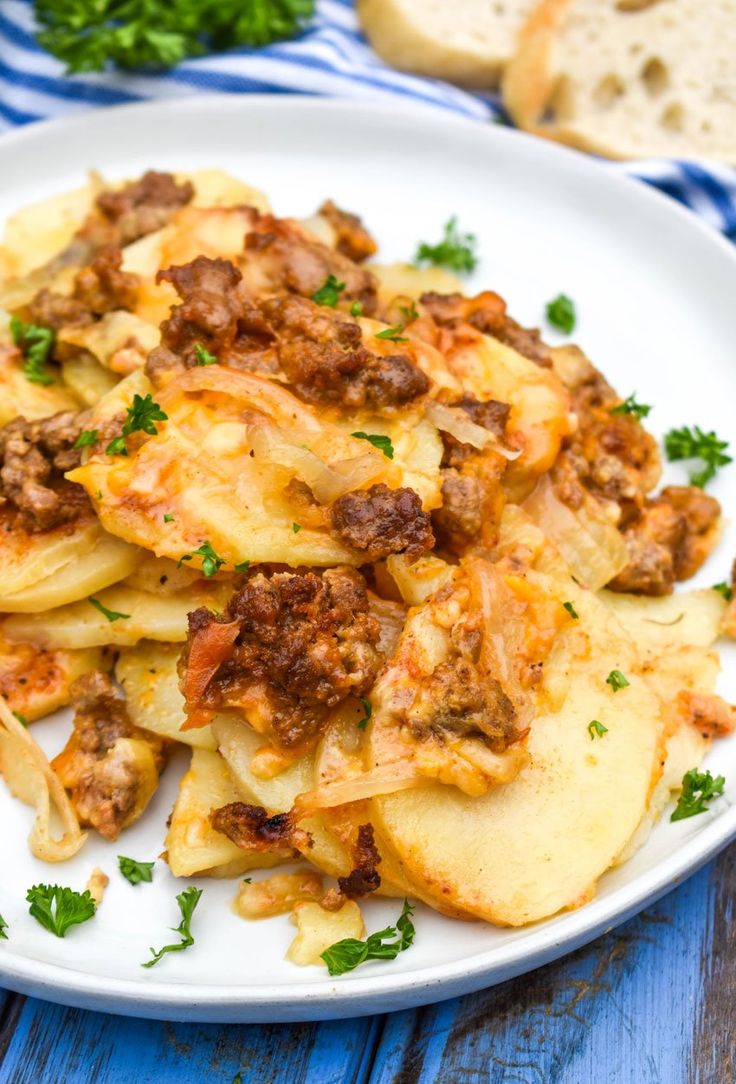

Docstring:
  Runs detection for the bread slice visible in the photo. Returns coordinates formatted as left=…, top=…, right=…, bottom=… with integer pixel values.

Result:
left=357, top=0, right=537, bottom=89
left=503, top=0, right=736, bottom=163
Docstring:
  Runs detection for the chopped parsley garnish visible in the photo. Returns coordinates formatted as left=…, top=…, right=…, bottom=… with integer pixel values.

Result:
left=415, top=217, right=477, bottom=274
left=88, top=597, right=130, bottom=622
left=292, top=522, right=302, bottom=534
left=545, top=294, right=576, bottom=334
left=26, top=884, right=96, bottom=938
left=375, top=324, right=409, bottom=343
left=588, top=719, right=608, bottom=740
left=312, top=274, right=346, bottom=307
left=713, top=582, right=734, bottom=602
left=143, top=886, right=202, bottom=968
left=321, top=899, right=415, bottom=976
left=606, top=670, right=630, bottom=693
left=0, top=914, right=7, bottom=939
left=357, top=697, right=372, bottom=730
left=34, top=0, right=316, bottom=74
left=398, top=301, right=419, bottom=323
left=163, top=513, right=174, bottom=523
left=671, top=768, right=725, bottom=822
left=12, top=711, right=28, bottom=726
left=664, top=425, right=731, bottom=488
left=106, top=392, right=168, bottom=456
left=235, top=560, right=251, bottom=573
left=189, top=540, right=225, bottom=577
left=73, top=429, right=100, bottom=449
left=94, top=489, right=103, bottom=500
left=563, top=601, right=579, bottom=620
left=10, top=316, right=55, bottom=385
left=351, top=431, right=394, bottom=459
left=350, top=301, right=363, bottom=317
left=194, top=343, right=218, bottom=366
left=118, top=855, right=155, bottom=886
left=610, top=393, right=651, bottom=420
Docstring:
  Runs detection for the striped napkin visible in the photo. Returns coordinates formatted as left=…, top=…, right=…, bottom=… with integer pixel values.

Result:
left=1, top=0, right=735, bottom=238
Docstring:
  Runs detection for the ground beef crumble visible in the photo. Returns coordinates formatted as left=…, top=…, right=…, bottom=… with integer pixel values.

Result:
left=336, top=823, right=382, bottom=899
left=317, top=200, right=378, bottom=263
left=80, top=170, right=194, bottom=249
left=420, top=290, right=552, bottom=367
left=180, top=567, right=383, bottom=750
left=330, top=483, right=434, bottom=561
left=209, top=802, right=308, bottom=859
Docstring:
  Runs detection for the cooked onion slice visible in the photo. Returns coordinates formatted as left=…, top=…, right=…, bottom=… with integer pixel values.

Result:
left=249, top=425, right=383, bottom=505
left=425, top=401, right=521, bottom=460
left=0, top=698, right=86, bottom=862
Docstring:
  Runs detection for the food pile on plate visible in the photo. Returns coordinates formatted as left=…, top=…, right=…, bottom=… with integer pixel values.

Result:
left=0, top=168, right=733, bottom=972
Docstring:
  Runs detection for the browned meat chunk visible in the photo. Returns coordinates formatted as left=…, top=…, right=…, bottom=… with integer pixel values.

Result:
left=336, top=823, right=382, bottom=899
left=420, top=290, right=551, bottom=367
left=412, top=658, right=524, bottom=754
left=71, top=245, right=140, bottom=315
left=318, top=200, right=378, bottom=263
left=81, top=170, right=194, bottom=248
left=243, top=212, right=378, bottom=314
left=147, top=256, right=276, bottom=378
left=26, top=290, right=92, bottom=333
left=678, top=691, right=736, bottom=739
left=210, top=802, right=307, bottom=859
left=180, top=567, right=383, bottom=750
left=330, top=483, right=434, bottom=561
left=264, top=295, right=429, bottom=411
left=52, top=671, right=169, bottom=841
left=0, top=411, right=90, bottom=531
left=609, top=486, right=721, bottom=596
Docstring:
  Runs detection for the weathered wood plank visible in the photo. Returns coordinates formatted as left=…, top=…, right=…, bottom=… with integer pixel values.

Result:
left=0, top=1001, right=380, bottom=1084
left=368, top=861, right=720, bottom=1084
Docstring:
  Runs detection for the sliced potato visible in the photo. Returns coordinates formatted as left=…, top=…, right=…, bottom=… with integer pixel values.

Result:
left=182, top=169, right=270, bottom=213
left=60, top=352, right=124, bottom=404
left=0, top=533, right=141, bottom=613
left=166, top=748, right=280, bottom=877
left=0, top=635, right=109, bottom=722
left=369, top=583, right=664, bottom=925
left=599, top=589, right=726, bottom=650
left=0, top=515, right=103, bottom=598
left=0, top=181, right=94, bottom=279
left=233, top=871, right=324, bottom=919
left=0, top=343, right=80, bottom=425
left=3, top=580, right=232, bottom=650
left=287, top=900, right=365, bottom=967
left=116, top=641, right=216, bottom=750
left=370, top=262, right=463, bottom=304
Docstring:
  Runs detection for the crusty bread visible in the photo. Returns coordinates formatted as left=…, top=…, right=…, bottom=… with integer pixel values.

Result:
left=503, top=0, right=736, bottom=163
left=357, top=0, right=537, bottom=88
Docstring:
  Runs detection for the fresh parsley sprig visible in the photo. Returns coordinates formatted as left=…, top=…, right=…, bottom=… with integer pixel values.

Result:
left=588, top=720, right=608, bottom=740
left=0, top=914, right=7, bottom=940
left=143, top=886, right=202, bottom=968
left=118, top=856, right=155, bottom=886
left=664, top=425, right=731, bottom=488
left=606, top=670, right=629, bottom=693
left=34, top=0, right=316, bottom=74
left=563, top=601, right=578, bottom=620
left=321, top=899, right=415, bottom=976
left=357, top=697, right=372, bottom=731
left=713, top=582, right=734, bottom=602
left=74, top=429, right=100, bottom=449
left=88, top=597, right=130, bottom=622
left=611, top=394, right=651, bottom=420
left=106, top=393, right=168, bottom=456
left=375, top=324, right=409, bottom=344
left=545, top=294, right=576, bottom=334
left=415, top=217, right=477, bottom=274
left=312, top=275, right=346, bottom=308
left=671, top=768, right=725, bottom=822
left=194, top=343, right=218, bottom=366
left=351, top=431, right=394, bottom=459
left=10, top=316, right=55, bottom=385
left=179, top=540, right=226, bottom=576
left=26, top=884, right=96, bottom=938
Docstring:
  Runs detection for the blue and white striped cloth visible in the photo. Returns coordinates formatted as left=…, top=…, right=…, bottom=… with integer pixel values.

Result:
left=1, top=0, right=735, bottom=239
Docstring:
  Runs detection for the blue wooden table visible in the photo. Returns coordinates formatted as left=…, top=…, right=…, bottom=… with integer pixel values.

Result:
left=0, top=847, right=731, bottom=1083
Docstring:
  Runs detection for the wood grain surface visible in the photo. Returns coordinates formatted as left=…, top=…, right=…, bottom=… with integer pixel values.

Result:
left=0, top=851, right=731, bottom=1084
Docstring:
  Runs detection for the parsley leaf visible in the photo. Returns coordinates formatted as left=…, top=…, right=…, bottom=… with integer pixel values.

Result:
left=321, top=899, right=415, bottom=976
left=118, top=855, right=155, bottom=886
left=10, top=316, right=55, bottom=385
left=563, top=601, right=578, bottom=620
left=163, top=513, right=175, bottom=523
left=375, top=324, right=409, bottom=343
left=187, top=540, right=225, bottom=577
left=610, top=393, right=651, bottom=420
left=415, top=217, right=477, bottom=274
left=235, top=560, right=251, bottom=573
left=671, top=768, right=725, bottom=822
left=350, top=301, right=363, bottom=317
left=351, top=431, right=395, bottom=459
left=194, top=343, right=218, bottom=366
left=143, top=885, right=202, bottom=968
left=73, top=429, right=100, bottom=449
left=588, top=719, right=608, bottom=740
left=398, top=301, right=419, bottom=323
left=34, top=0, right=316, bottom=74
left=357, top=697, right=372, bottom=730
left=12, top=711, right=28, bottom=726
left=664, top=425, right=731, bottom=488
left=312, top=275, right=346, bottom=307
left=105, top=436, right=128, bottom=456
left=26, top=884, right=96, bottom=938
left=107, top=392, right=168, bottom=456
left=292, top=522, right=302, bottom=534
left=88, top=597, right=130, bottom=622
left=713, top=582, right=734, bottom=602
left=606, top=670, right=630, bottom=693
left=0, top=914, right=7, bottom=940
left=545, top=294, right=576, bottom=334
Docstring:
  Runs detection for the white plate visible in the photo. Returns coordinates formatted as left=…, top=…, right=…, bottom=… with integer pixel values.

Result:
left=0, top=95, right=735, bottom=1024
